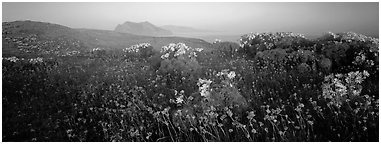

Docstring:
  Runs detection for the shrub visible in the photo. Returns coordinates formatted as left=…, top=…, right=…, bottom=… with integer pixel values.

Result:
left=213, top=41, right=242, bottom=59
left=158, top=43, right=203, bottom=76
left=239, top=32, right=314, bottom=58
left=316, top=32, right=378, bottom=74
left=123, top=43, right=154, bottom=59
left=169, top=69, right=248, bottom=133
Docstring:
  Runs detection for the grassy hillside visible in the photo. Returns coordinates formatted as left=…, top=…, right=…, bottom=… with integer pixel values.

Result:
left=2, top=20, right=214, bottom=57
left=77, top=28, right=213, bottom=51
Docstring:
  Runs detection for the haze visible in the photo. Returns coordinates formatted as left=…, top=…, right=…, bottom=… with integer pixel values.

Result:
left=2, top=2, right=379, bottom=37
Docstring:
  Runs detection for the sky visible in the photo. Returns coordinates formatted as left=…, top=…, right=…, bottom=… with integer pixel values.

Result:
left=2, top=2, right=379, bottom=37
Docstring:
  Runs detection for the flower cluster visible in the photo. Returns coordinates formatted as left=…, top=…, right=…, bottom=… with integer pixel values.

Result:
left=320, top=32, right=379, bottom=45
left=239, top=32, right=307, bottom=48
left=29, top=57, right=44, bottom=64
left=160, top=43, right=203, bottom=59
left=3, top=30, right=82, bottom=56
left=3, top=56, right=21, bottom=62
left=91, top=47, right=103, bottom=52
left=123, top=43, right=151, bottom=53
left=175, top=90, right=185, bottom=104
left=213, top=39, right=222, bottom=44
left=321, top=70, right=370, bottom=108
left=157, top=43, right=203, bottom=76
left=238, top=32, right=312, bottom=60
left=61, top=51, right=81, bottom=56
left=3, top=56, right=45, bottom=64
left=196, top=69, right=247, bottom=113
left=169, top=90, right=187, bottom=105
left=197, top=78, right=212, bottom=98
left=339, top=32, right=377, bottom=43
left=194, top=47, right=204, bottom=52
left=216, top=69, right=236, bottom=79
left=352, top=50, right=376, bottom=68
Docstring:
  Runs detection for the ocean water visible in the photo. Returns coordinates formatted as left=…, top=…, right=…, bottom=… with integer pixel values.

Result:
left=169, top=33, right=327, bottom=43
left=168, top=32, right=379, bottom=44
left=168, top=32, right=243, bottom=43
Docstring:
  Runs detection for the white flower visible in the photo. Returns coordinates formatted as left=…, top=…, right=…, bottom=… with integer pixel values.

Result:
left=124, top=43, right=151, bottom=53
left=174, top=46, right=186, bottom=57
left=197, top=78, right=212, bottom=97
left=227, top=71, right=236, bottom=79
left=195, top=48, right=204, bottom=52
left=160, top=53, right=170, bottom=59
left=176, top=95, right=184, bottom=104
left=363, top=70, right=370, bottom=77
left=213, top=39, right=222, bottom=44
left=29, top=57, right=43, bottom=64
left=92, top=47, right=102, bottom=52
left=3, top=56, right=19, bottom=62
left=160, top=43, right=202, bottom=59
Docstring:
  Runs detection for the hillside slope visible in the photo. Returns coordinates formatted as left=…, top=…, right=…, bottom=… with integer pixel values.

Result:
left=2, top=20, right=213, bottom=57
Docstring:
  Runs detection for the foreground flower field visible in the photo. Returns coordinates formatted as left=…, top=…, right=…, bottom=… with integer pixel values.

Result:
left=2, top=32, right=379, bottom=142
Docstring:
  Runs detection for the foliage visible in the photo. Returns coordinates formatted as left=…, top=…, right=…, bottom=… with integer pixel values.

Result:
left=158, top=43, right=203, bottom=76
left=123, top=43, right=155, bottom=59
left=2, top=31, right=378, bottom=142
left=239, top=32, right=314, bottom=58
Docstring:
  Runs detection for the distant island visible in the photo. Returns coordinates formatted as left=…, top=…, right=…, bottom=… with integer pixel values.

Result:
left=114, top=21, right=172, bottom=36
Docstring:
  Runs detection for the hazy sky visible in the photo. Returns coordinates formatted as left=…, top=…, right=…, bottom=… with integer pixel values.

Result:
left=2, top=2, right=379, bottom=36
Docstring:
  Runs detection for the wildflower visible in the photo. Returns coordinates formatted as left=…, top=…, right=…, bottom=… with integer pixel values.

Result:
left=247, top=111, right=255, bottom=120
left=213, top=39, right=222, bottom=44
left=160, top=53, right=170, bottom=59
left=146, top=132, right=152, bottom=140
left=220, top=114, right=227, bottom=121
left=3, top=56, right=19, bottom=62
left=124, top=43, right=151, bottom=53
left=227, top=71, right=236, bottom=79
left=197, top=78, right=212, bottom=97
left=251, top=128, right=257, bottom=134
left=176, top=95, right=184, bottom=104
left=228, top=129, right=233, bottom=133
left=92, top=47, right=102, bottom=52
left=195, top=48, right=204, bottom=52
left=160, top=43, right=201, bottom=60
left=279, top=131, right=285, bottom=136
left=174, top=46, right=186, bottom=57
left=28, top=57, right=43, bottom=64
left=363, top=70, right=370, bottom=77
left=264, top=127, right=268, bottom=132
